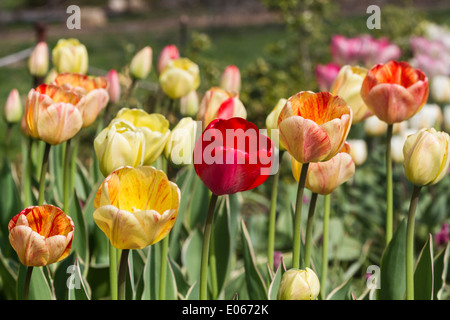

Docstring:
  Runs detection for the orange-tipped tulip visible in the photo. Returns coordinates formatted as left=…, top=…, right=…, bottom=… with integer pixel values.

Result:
left=93, top=166, right=180, bottom=250
left=360, top=61, right=429, bottom=124
left=8, top=205, right=74, bottom=267
left=278, top=91, right=352, bottom=164
left=24, top=84, right=84, bottom=145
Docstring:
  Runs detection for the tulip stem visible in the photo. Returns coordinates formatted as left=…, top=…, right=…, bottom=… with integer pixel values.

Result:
left=293, top=163, right=309, bottom=269
left=109, top=243, right=118, bottom=300
left=63, top=139, right=72, bottom=213
left=321, top=194, right=331, bottom=300
left=23, top=266, right=33, bottom=300
left=159, top=236, right=169, bottom=300
left=118, top=249, right=130, bottom=300
left=200, top=193, right=219, bottom=300
left=38, top=143, right=51, bottom=206
left=406, top=185, right=421, bottom=300
left=22, top=138, right=33, bottom=207
left=304, top=192, right=318, bottom=269
left=386, top=124, right=394, bottom=244
left=267, top=168, right=280, bottom=271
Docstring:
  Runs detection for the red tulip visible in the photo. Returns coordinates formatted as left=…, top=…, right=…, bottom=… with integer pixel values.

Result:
left=193, top=117, right=274, bottom=195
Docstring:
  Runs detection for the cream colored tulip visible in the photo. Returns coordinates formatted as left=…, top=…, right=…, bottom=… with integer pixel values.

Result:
left=265, top=98, right=287, bottom=150
left=28, top=42, right=49, bottom=77
left=4, top=89, right=22, bottom=124
left=277, top=268, right=320, bottom=300
left=164, top=117, right=198, bottom=167
left=52, top=38, right=88, bottom=74
left=129, top=46, right=153, bottom=80
left=347, top=139, right=368, bottom=166
left=159, top=58, right=200, bottom=99
left=430, top=75, right=450, bottom=103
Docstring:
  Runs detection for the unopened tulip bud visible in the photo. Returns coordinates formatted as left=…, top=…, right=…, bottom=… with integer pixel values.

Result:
left=52, top=38, right=88, bottom=74
left=164, top=117, right=198, bottom=167
left=265, top=98, right=287, bottom=150
left=157, top=44, right=179, bottom=74
left=403, top=128, right=450, bottom=186
left=28, top=42, right=49, bottom=77
left=129, top=46, right=153, bottom=80
left=277, top=268, right=320, bottom=300
left=347, top=139, right=367, bottom=166
left=180, top=90, right=199, bottom=117
left=159, top=58, right=200, bottom=99
left=3, top=89, right=22, bottom=124
left=220, top=65, right=241, bottom=93
left=106, top=69, right=121, bottom=103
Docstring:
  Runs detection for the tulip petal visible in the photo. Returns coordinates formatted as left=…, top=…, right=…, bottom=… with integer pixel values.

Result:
left=79, top=89, right=109, bottom=127
left=9, top=225, right=49, bottom=266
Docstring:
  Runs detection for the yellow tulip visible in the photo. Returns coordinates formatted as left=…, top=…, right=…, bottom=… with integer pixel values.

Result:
left=52, top=38, right=88, bottom=74
left=403, top=128, right=450, bottom=186
left=93, top=166, right=180, bottom=249
left=159, top=58, right=200, bottom=99
left=277, top=268, right=320, bottom=300
left=164, top=117, right=199, bottom=167
left=265, top=98, right=287, bottom=150
left=129, top=46, right=153, bottom=80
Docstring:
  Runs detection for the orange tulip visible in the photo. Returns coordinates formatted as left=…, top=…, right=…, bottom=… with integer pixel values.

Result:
left=53, top=72, right=109, bottom=127
left=8, top=205, right=74, bottom=267
left=24, top=84, right=84, bottom=145
left=278, top=91, right=352, bottom=164
left=360, top=61, right=429, bottom=124
left=93, top=166, right=180, bottom=250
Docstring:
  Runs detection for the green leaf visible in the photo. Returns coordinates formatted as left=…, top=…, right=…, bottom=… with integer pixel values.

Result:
left=434, top=244, right=449, bottom=300
left=327, top=278, right=353, bottom=300
left=414, top=234, right=434, bottom=300
left=17, top=265, right=53, bottom=300
left=67, top=258, right=91, bottom=300
left=0, top=251, right=17, bottom=300
left=240, top=219, right=267, bottom=300
left=267, top=265, right=283, bottom=300
left=378, top=219, right=407, bottom=300
left=69, top=191, right=89, bottom=271
left=169, top=255, right=190, bottom=298
left=186, top=176, right=211, bottom=230
left=181, top=228, right=203, bottom=285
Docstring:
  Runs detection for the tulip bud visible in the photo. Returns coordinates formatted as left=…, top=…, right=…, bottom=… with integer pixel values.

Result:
left=164, top=117, right=199, bottom=167
left=157, top=44, right=179, bottom=74
left=28, top=42, right=49, bottom=77
left=265, top=98, right=287, bottom=150
left=129, top=46, right=153, bottom=80
left=277, top=268, right=320, bottom=300
left=3, top=89, right=22, bottom=124
left=220, top=65, right=241, bottom=93
left=430, top=75, right=450, bottom=103
left=180, top=90, right=199, bottom=117
left=403, top=128, right=450, bottom=186
left=52, top=38, right=88, bottom=74
left=159, top=58, right=200, bottom=99
left=106, top=69, right=121, bottom=103
left=347, top=139, right=367, bottom=166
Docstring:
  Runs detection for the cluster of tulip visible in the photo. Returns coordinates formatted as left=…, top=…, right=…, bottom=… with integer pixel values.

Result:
left=3, top=30, right=450, bottom=301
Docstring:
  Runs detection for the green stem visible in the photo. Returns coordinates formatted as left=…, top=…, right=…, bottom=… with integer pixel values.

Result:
left=63, top=139, right=71, bottom=213
left=406, top=185, right=421, bottom=300
left=159, top=236, right=169, bottom=300
left=200, top=193, right=219, bottom=300
left=304, top=192, right=318, bottom=269
left=23, top=266, right=33, bottom=300
left=292, top=162, right=309, bottom=269
left=386, top=124, right=393, bottom=244
left=118, top=249, right=130, bottom=300
left=209, top=215, right=219, bottom=300
left=109, top=242, right=118, bottom=300
left=321, top=194, right=331, bottom=300
left=22, top=138, right=33, bottom=207
left=267, top=169, right=280, bottom=271
left=38, top=143, right=51, bottom=206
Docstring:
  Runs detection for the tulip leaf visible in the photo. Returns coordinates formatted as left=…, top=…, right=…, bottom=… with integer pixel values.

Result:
left=69, top=190, right=89, bottom=271
left=17, top=265, right=53, bottom=300
left=54, top=252, right=76, bottom=300
left=434, top=244, right=449, bottom=299
left=414, top=234, right=434, bottom=300
left=0, top=251, right=17, bottom=300
left=169, top=255, right=190, bottom=298
left=181, top=228, right=203, bottom=285
left=187, top=175, right=211, bottom=230
left=326, top=277, right=352, bottom=300
left=267, top=264, right=283, bottom=300
left=378, top=218, right=407, bottom=300
left=240, top=219, right=267, bottom=300
left=68, top=258, right=91, bottom=300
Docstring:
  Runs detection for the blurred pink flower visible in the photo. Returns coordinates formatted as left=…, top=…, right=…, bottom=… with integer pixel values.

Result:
left=435, top=223, right=449, bottom=246
left=315, top=63, right=340, bottom=91
left=410, top=36, right=450, bottom=77
left=106, top=69, right=121, bottom=103
left=157, top=44, right=180, bottom=74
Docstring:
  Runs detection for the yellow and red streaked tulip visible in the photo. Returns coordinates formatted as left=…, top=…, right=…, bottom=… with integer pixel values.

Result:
left=164, top=117, right=199, bottom=167
left=277, top=268, right=320, bottom=300
left=265, top=98, right=287, bottom=150
left=24, top=84, right=84, bottom=145
left=220, top=65, right=241, bottom=93
left=3, top=89, right=22, bottom=124
left=197, top=87, right=247, bottom=129
left=8, top=205, right=74, bottom=267
left=93, top=166, right=180, bottom=250
left=106, top=69, right=121, bottom=104
left=129, top=46, right=153, bottom=80
left=157, top=44, right=180, bottom=74
left=179, top=90, right=199, bottom=117
left=28, top=42, right=49, bottom=77
left=330, top=65, right=372, bottom=123
left=291, top=142, right=355, bottom=195
left=403, top=128, right=450, bottom=186
left=278, top=91, right=352, bottom=164
left=52, top=38, right=88, bottom=74
left=53, top=72, right=109, bottom=127
left=113, top=108, right=171, bottom=166
left=360, top=61, right=429, bottom=124
left=159, top=57, right=200, bottom=99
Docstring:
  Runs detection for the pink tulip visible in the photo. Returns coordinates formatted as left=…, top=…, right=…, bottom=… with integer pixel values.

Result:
left=106, top=69, right=121, bottom=103
left=220, top=65, right=241, bottom=93
left=157, top=44, right=180, bottom=74
left=3, top=88, right=22, bottom=124
left=315, top=63, right=340, bottom=91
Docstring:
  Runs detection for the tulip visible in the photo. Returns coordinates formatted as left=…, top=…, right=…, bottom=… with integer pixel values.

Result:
left=8, top=205, right=74, bottom=267
left=277, top=268, right=320, bottom=300
left=52, top=38, right=88, bottom=74
left=408, top=103, right=443, bottom=130
left=198, top=87, right=247, bottom=129
left=330, top=65, right=372, bottom=123
left=179, top=90, right=199, bottom=117
left=28, top=42, right=49, bottom=77
left=315, top=63, right=340, bottom=91
left=159, top=57, right=200, bottom=99
left=53, top=72, right=109, bottom=127
left=93, top=166, right=180, bottom=250
left=129, top=46, right=153, bottom=80
left=164, top=117, right=199, bottom=167
left=106, top=69, right=121, bottom=103
left=24, top=84, right=84, bottom=145
left=220, top=65, right=241, bottom=93
left=3, top=89, right=22, bottom=124
left=157, top=44, right=179, bottom=74
left=265, top=98, right=287, bottom=151
left=444, top=105, right=450, bottom=132
left=278, top=91, right=352, bottom=164
left=435, top=223, right=449, bottom=247
left=347, top=139, right=368, bottom=166
left=430, top=75, right=450, bottom=103
left=403, top=128, right=450, bottom=186
left=45, top=68, right=58, bottom=84
left=360, top=61, right=429, bottom=124
left=113, top=108, right=170, bottom=166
